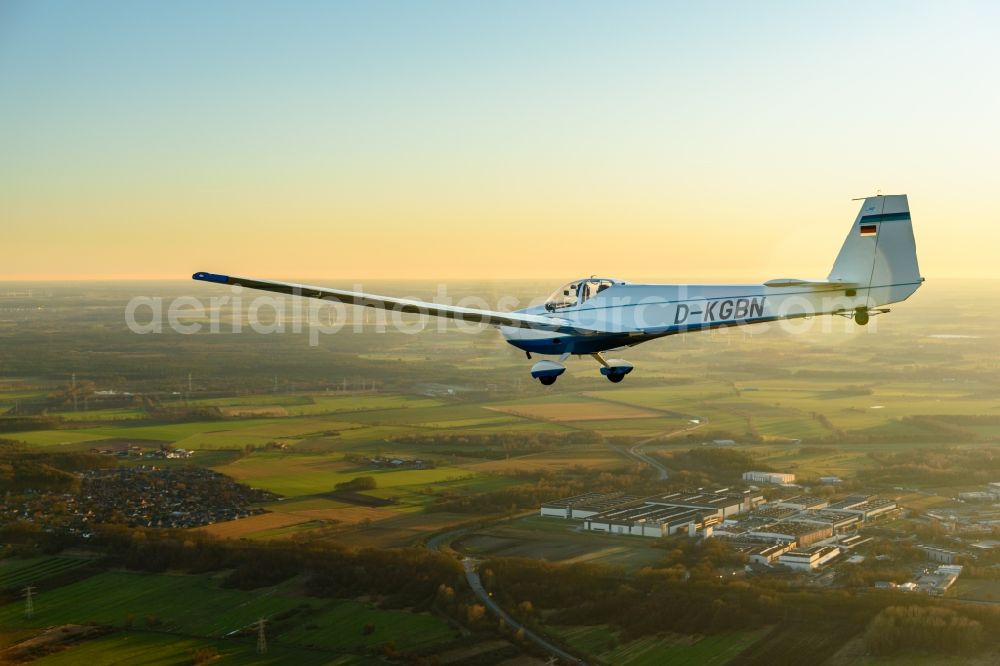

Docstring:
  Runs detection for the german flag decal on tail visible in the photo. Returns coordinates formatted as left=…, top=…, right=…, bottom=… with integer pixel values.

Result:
left=859, top=224, right=877, bottom=236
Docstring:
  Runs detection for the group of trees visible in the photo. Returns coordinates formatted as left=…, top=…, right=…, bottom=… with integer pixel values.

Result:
left=860, top=447, right=1000, bottom=486
left=0, top=441, right=115, bottom=493
left=94, top=526, right=465, bottom=610
left=865, top=605, right=985, bottom=656
left=656, top=536, right=746, bottom=574
left=0, top=415, right=65, bottom=433
left=481, top=549, right=1000, bottom=650
left=482, top=555, right=780, bottom=638
left=335, top=476, right=377, bottom=491
left=653, top=447, right=766, bottom=486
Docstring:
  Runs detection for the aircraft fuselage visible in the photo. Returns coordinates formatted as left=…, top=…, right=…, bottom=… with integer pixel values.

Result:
left=500, top=278, right=922, bottom=356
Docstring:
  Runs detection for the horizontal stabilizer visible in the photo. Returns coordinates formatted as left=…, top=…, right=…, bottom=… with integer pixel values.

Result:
left=764, top=278, right=860, bottom=290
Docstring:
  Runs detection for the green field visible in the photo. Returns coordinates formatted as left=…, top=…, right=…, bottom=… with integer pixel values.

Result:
left=553, top=625, right=768, bottom=666
left=953, top=578, right=1000, bottom=603
left=11, top=430, right=112, bottom=447
left=0, top=572, right=301, bottom=636
left=854, top=655, right=971, bottom=666
left=276, top=600, right=456, bottom=651
left=4, top=281, right=1000, bottom=664
left=216, top=451, right=476, bottom=498
left=0, top=571, right=453, bottom=652
left=33, top=631, right=374, bottom=666
left=0, top=557, right=89, bottom=589
left=459, top=516, right=666, bottom=570
left=735, top=622, right=861, bottom=665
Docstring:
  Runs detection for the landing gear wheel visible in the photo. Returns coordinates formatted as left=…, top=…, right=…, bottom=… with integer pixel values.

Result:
left=531, top=360, right=565, bottom=386
left=598, top=357, right=634, bottom=383
left=854, top=308, right=870, bottom=326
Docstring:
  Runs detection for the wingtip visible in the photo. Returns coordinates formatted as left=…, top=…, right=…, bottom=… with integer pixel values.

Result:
left=192, top=271, right=230, bottom=284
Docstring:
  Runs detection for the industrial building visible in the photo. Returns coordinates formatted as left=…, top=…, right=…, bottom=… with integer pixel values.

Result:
left=539, top=492, right=642, bottom=519
left=584, top=504, right=719, bottom=537
left=748, top=521, right=833, bottom=548
left=827, top=495, right=899, bottom=521
left=794, top=509, right=861, bottom=534
left=773, top=495, right=828, bottom=511
left=742, top=471, right=795, bottom=485
left=751, top=505, right=799, bottom=521
left=541, top=488, right=762, bottom=539
left=919, top=545, right=960, bottom=564
left=540, top=489, right=894, bottom=561
left=917, top=565, right=963, bottom=595
left=838, top=534, right=872, bottom=550
left=748, top=543, right=795, bottom=565
left=779, top=545, right=841, bottom=571
left=644, top=489, right=763, bottom=518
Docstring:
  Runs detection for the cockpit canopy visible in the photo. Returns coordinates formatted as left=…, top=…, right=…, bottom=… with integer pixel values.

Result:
left=544, top=277, right=623, bottom=311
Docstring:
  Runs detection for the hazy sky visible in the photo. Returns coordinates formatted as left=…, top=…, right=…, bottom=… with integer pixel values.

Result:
left=2, top=1, right=998, bottom=281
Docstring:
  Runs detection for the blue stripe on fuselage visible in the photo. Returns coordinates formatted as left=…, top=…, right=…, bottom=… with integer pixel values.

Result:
left=504, top=315, right=781, bottom=355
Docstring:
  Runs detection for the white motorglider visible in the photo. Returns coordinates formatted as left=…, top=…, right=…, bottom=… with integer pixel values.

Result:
left=194, top=194, right=923, bottom=386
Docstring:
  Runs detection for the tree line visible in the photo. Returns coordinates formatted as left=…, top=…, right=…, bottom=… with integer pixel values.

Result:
left=480, top=545, right=1000, bottom=654
left=94, top=525, right=465, bottom=610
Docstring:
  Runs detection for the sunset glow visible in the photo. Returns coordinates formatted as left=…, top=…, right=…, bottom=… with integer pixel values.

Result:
left=2, top=1, right=998, bottom=281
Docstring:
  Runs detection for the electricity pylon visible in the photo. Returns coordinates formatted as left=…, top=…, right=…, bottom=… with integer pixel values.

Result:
left=23, top=585, right=35, bottom=617
left=256, top=617, right=267, bottom=654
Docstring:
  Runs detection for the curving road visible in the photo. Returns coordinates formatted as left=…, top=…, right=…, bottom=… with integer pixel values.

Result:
left=422, top=421, right=705, bottom=663
left=463, top=558, right=585, bottom=665
left=619, top=422, right=704, bottom=480
left=425, top=517, right=587, bottom=664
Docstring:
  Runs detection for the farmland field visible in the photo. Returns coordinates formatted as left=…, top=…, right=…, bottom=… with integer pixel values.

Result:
left=456, top=515, right=665, bottom=569
left=735, top=623, right=861, bottom=666
left=953, top=578, right=1000, bottom=603
left=215, top=453, right=476, bottom=498
left=488, top=398, right=663, bottom=422
left=553, top=625, right=769, bottom=666
left=0, top=572, right=306, bottom=636
left=32, top=631, right=368, bottom=666
left=275, top=600, right=456, bottom=651
left=0, top=557, right=89, bottom=589
left=3, top=280, right=1000, bottom=664
left=0, top=570, right=455, bottom=661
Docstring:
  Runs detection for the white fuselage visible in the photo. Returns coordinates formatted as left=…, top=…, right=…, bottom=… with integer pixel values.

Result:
left=501, top=279, right=922, bottom=356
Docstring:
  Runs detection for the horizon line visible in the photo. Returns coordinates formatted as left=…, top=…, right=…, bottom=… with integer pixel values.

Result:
left=0, top=274, right=987, bottom=284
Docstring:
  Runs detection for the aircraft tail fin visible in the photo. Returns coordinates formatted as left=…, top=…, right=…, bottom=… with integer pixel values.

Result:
left=827, top=194, right=922, bottom=306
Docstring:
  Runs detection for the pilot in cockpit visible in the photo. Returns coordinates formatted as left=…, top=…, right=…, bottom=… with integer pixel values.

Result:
left=544, top=278, right=618, bottom=311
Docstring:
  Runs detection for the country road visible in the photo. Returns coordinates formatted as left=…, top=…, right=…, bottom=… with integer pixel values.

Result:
left=463, top=558, right=585, bottom=665
left=424, top=516, right=587, bottom=664
left=421, top=421, right=704, bottom=663
left=619, top=422, right=705, bottom=480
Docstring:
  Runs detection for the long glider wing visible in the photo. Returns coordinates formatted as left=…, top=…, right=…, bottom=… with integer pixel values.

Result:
left=192, top=272, right=596, bottom=334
